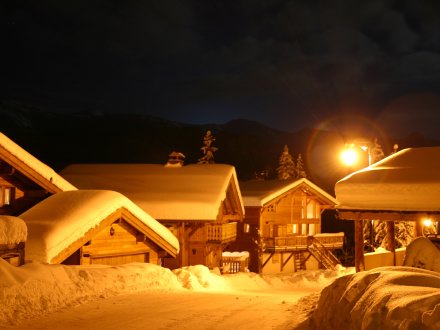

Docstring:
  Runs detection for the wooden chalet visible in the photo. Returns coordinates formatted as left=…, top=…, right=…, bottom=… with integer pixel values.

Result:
left=335, top=147, right=440, bottom=272
left=20, top=190, right=179, bottom=265
left=60, top=162, right=245, bottom=269
left=229, top=178, right=343, bottom=274
left=0, top=132, right=76, bottom=216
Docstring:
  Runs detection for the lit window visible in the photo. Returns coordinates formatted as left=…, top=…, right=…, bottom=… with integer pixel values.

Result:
left=1, top=187, right=14, bottom=207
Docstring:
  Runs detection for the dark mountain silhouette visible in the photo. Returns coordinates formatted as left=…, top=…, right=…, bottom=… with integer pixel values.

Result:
left=1, top=102, right=439, bottom=196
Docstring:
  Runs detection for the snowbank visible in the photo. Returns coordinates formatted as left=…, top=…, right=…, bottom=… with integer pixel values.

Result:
left=0, top=216, right=27, bottom=244
left=0, top=259, right=351, bottom=327
left=403, top=236, right=440, bottom=272
left=0, top=259, right=182, bottom=325
left=309, top=267, right=440, bottom=330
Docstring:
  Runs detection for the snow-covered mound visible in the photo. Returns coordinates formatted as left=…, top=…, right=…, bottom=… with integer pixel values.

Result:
left=0, top=259, right=183, bottom=325
left=0, top=216, right=27, bottom=244
left=403, top=236, right=440, bottom=272
left=0, top=259, right=351, bottom=327
left=309, top=267, right=440, bottom=330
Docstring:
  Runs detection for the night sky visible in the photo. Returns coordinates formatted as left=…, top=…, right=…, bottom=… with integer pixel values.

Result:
left=2, top=1, right=440, bottom=139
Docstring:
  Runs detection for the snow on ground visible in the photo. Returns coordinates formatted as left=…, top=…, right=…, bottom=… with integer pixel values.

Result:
left=0, top=216, right=27, bottom=244
left=0, top=259, right=353, bottom=329
left=2, top=258, right=439, bottom=329
left=403, top=236, right=440, bottom=272
left=309, top=266, right=440, bottom=330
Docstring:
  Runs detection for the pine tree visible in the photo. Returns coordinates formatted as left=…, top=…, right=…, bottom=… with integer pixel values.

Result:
left=198, top=130, right=218, bottom=164
left=369, top=138, right=385, bottom=164
left=277, top=145, right=295, bottom=180
left=295, top=153, right=307, bottom=178
left=395, top=221, right=415, bottom=247
left=370, top=220, right=415, bottom=250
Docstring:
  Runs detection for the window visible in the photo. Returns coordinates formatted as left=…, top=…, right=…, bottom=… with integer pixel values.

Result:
left=1, top=187, right=14, bottom=207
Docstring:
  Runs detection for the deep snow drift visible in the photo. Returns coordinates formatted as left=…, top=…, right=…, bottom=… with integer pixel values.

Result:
left=2, top=254, right=440, bottom=329
left=309, top=266, right=440, bottom=329
left=0, top=258, right=352, bottom=328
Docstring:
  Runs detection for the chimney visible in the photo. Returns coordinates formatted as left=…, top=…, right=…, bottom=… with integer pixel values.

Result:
left=165, top=151, right=185, bottom=167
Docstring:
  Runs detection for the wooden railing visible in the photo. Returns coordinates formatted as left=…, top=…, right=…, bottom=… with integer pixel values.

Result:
left=263, top=235, right=309, bottom=250
left=222, top=251, right=249, bottom=274
left=207, top=222, right=237, bottom=243
left=263, top=233, right=344, bottom=251
left=312, top=233, right=344, bottom=249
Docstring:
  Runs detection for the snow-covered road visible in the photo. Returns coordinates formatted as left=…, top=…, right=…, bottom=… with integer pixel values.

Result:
left=6, top=289, right=315, bottom=330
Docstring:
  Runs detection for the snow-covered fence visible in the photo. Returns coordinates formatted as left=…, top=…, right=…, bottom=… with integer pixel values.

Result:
left=364, top=247, right=406, bottom=270
left=221, top=251, right=249, bottom=274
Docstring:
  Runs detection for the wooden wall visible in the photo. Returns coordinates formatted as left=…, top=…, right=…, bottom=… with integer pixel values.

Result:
left=63, top=220, right=160, bottom=266
left=260, top=189, right=321, bottom=238
left=0, top=165, right=49, bottom=215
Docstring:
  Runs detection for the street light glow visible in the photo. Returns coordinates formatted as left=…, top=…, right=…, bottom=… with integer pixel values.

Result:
left=341, top=147, right=358, bottom=167
left=423, top=218, right=432, bottom=227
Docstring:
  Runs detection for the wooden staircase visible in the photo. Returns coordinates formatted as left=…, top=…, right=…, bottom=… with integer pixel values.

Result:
left=294, top=252, right=306, bottom=271
left=307, top=236, right=340, bottom=270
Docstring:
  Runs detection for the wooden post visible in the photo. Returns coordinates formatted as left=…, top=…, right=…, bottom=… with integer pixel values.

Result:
left=179, top=222, right=187, bottom=267
left=385, top=221, right=396, bottom=265
left=354, top=220, right=365, bottom=272
left=414, top=220, right=423, bottom=238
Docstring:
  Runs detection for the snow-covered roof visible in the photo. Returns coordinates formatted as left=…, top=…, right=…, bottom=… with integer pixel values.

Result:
left=0, top=132, right=76, bottom=192
left=19, top=190, right=179, bottom=263
left=61, top=163, right=244, bottom=221
left=0, top=216, right=27, bottom=245
left=335, top=147, right=440, bottom=211
left=240, top=178, right=337, bottom=207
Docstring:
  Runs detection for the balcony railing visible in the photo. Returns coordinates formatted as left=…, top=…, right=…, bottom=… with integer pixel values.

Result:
left=207, top=222, right=237, bottom=243
left=313, top=233, right=344, bottom=249
left=263, top=233, right=344, bottom=251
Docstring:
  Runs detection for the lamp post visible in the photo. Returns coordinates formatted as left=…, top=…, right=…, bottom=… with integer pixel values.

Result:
left=339, top=138, right=386, bottom=271
left=340, top=139, right=373, bottom=170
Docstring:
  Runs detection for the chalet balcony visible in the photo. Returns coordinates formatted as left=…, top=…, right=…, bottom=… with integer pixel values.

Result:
left=263, top=233, right=344, bottom=252
left=313, top=233, right=345, bottom=249
left=207, top=222, right=237, bottom=243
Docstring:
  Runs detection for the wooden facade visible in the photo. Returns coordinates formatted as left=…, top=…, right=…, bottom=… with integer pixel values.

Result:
left=163, top=176, right=244, bottom=269
left=0, top=132, right=76, bottom=216
left=62, top=214, right=168, bottom=266
left=0, top=159, right=54, bottom=216
left=21, top=190, right=179, bottom=266
left=230, top=179, right=343, bottom=274
left=61, top=163, right=245, bottom=271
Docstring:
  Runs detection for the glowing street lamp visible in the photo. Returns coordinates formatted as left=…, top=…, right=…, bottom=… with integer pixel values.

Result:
left=340, top=138, right=378, bottom=170
left=423, top=218, right=432, bottom=227
left=340, top=145, right=358, bottom=167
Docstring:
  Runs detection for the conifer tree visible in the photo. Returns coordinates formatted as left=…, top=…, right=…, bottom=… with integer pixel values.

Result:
left=198, top=130, right=218, bottom=164
left=371, top=220, right=415, bottom=249
left=295, top=153, right=307, bottom=178
left=277, top=145, right=295, bottom=180
left=369, top=138, right=385, bottom=164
